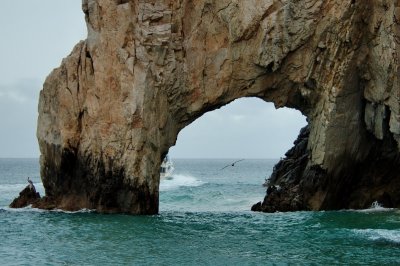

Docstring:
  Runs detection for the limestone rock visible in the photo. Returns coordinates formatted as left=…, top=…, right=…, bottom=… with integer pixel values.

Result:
left=34, top=0, right=400, bottom=214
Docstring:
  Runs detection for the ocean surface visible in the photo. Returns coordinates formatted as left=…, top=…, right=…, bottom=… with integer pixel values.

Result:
left=1, top=158, right=400, bottom=265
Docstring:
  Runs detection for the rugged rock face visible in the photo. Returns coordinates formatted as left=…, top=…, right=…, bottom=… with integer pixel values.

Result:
left=31, top=0, right=399, bottom=214
left=252, top=126, right=312, bottom=212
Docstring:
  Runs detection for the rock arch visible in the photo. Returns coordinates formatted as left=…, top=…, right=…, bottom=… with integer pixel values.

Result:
left=35, top=0, right=399, bottom=214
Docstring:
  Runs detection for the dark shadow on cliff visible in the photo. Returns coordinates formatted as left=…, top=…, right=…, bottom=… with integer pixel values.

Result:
left=10, top=146, right=158, bottom=214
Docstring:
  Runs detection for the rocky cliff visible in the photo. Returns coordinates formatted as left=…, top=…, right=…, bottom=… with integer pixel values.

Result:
left=30, top=0, right=399, bottom=214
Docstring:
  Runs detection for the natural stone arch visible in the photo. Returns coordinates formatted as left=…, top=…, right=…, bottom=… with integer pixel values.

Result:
left=33, top=0, right=399, bottom=214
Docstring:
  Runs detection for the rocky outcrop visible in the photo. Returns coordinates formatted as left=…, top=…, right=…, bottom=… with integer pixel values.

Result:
left=253, top=126, right=312, bottom=212
left=10, top=185, right=41, bottom=208
left=30, top=0, right=399, bottom=214
left=254, top=121, right=400, bottom=212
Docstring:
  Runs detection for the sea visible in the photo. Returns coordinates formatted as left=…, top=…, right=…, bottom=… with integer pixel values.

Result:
left=1, top=158, right=400, bottom=265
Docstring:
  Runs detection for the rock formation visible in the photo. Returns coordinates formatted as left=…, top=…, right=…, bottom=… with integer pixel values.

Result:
left=29, top=0, right=399, bottom=214
left=10, top=185, right=41, bottom=208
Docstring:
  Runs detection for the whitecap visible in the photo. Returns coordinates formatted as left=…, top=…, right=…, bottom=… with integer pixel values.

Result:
left=160, top=174, right=205, bottom=191
left=346, top=201, right=395, bottom=213
left=352, top=229, right=400, bottom=244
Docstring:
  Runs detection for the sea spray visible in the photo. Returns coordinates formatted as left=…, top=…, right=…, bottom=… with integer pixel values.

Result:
left=160, top=174, right=205, bottom=191
left=370, top=200, right=384, bottom=209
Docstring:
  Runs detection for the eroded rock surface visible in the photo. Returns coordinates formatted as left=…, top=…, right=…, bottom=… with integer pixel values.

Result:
left=30, top=0, right=399, bottom=214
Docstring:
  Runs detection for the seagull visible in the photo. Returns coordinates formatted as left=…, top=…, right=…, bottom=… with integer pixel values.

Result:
left=27, top=177, right=34, bottom=190
left=220, top=159, right=245, bottom=170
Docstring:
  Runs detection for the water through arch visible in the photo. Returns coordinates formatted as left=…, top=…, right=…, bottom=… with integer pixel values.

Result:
left=160, top=97, right=306, bottom=212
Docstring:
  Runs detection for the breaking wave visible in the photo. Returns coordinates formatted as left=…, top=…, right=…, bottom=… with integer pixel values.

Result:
left=356, top=201, right=394, bottom=213
left=160, top=174, right=205, bottom=191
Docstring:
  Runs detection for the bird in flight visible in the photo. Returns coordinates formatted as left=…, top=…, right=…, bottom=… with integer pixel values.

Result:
left=220, top=159, right=245, bottom=170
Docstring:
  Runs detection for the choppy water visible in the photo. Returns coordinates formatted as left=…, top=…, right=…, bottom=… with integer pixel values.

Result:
left=1, top=158, right=400, bottom=265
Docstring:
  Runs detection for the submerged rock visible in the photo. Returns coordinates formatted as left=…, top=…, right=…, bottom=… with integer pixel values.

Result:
left=34, top=0, right=400, bottom=214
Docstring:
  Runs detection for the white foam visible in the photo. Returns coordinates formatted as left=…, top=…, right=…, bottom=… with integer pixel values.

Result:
left=355, top=201, right=394, bottom=213
left=370, top=200, right=385, bottom=209
left=50, top=208, right=94, bottom=214
left=0, top=205, right=46, bottom=213
left=160, top=174, right=204, bottom=191
left=1, top=205, right=94, bottom=214
left=353, top=229, right=400, bottom=244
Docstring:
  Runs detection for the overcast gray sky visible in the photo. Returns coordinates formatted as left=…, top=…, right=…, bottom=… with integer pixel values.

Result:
left=0, top=1, right=306, bottom=159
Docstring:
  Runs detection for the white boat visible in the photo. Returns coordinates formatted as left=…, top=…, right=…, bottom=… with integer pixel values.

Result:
left=160, top=155, right=174, bottom=180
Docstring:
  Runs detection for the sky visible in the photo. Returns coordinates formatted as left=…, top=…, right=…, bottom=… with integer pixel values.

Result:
left=169, top=98, right=306, bottom=159
left=0, top=1, right=306, bottom=159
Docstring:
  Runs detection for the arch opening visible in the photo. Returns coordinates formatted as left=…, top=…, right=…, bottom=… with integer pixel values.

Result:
left=159, top=97, right=307, bottom=212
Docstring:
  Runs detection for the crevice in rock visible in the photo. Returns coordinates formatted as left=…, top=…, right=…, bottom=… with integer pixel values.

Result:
left=116, top=0, right=130, bottom=6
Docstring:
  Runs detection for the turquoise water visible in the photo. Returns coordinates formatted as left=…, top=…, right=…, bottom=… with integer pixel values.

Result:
left=1, top=159, right=400, bottom=265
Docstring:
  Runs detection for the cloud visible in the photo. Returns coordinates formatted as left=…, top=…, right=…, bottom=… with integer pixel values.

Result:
left=231, top=114, right=245, bottom=122
left=0, top=79, right=41, bottom=104
left=1, top=90, right=28, bottom=103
